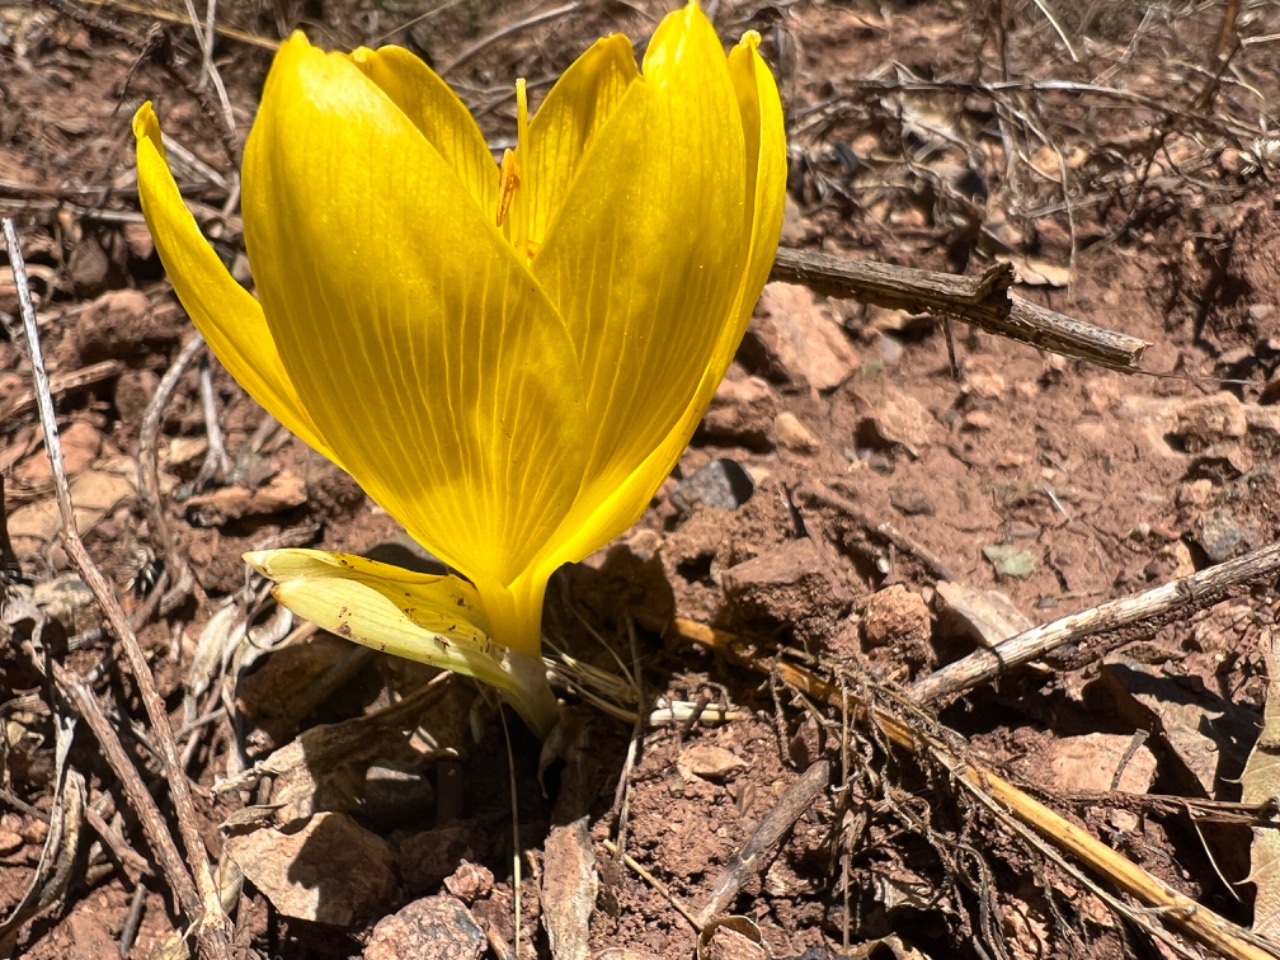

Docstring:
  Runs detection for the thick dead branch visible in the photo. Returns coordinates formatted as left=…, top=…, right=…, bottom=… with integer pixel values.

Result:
left=771, top=246, right=1149, bottom=372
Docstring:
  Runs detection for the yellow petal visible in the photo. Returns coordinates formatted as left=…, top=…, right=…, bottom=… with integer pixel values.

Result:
left=532, top=1, right=745, bottom=510
left=723, top=31, right=788, bottom=356
left=247, top=549, right=558, bottom=737
left=132, top=103, right=334, bottom=461
left=242, top=35, right=586, bottom=590
left=511, top=33, right=638, bottom=251
left=346, top=43, right=498, bottom=217
left=531, top=27, right=787, bottom=574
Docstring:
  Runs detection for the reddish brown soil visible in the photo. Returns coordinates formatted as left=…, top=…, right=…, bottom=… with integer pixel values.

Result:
left=3, top=1, right=1280, bottom=959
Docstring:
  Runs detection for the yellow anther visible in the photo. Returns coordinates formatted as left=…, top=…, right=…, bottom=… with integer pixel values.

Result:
left=496, top=148, right=520, bottom=228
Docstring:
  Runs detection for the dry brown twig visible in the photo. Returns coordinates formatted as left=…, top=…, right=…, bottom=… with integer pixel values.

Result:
left=909, top=539, right=1280, bottom=704
left=3, top=218, right=233, bottom=959
left=671, top=618, right=1279, bottom=960
left=771, top=246, right=1149, bottom=372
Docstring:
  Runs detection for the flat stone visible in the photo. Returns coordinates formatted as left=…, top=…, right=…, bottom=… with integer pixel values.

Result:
left=225, top=812, right=398, bottom=927
left=744, top=282, right=858, bottom=391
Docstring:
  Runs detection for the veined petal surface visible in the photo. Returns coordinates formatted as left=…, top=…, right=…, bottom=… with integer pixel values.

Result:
left=242, top=35, right=586, bottom=588
left=531, top=2, right=746, bottom=510
left=346, top=43, right=498, bottom=217
left=133, top=103, right=334, bottom=461
left=511, top=33, right=637, bottom=252
left=532, top=28, right=787, bottom=575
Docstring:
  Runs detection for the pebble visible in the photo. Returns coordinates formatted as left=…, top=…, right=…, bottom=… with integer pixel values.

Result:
left=861, top=585, right=931, bottom=649
left=670, top=458, right=755, bottom=516
left=774, top=411, right=818, bottom=453
left=746, top=282, right=858, bottom=391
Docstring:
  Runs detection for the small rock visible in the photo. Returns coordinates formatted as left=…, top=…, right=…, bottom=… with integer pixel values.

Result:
left=934, top=582, right=1033, bottom=648
left=184, top=471, right=308, bottom=525
left=113, top=368, right=160, bottom=436
left=123, top=220, right=155, bottom=261
left=67, top=234, right=111, bottom=294
left=443, top=861, right=494, bottom=903
left=1169, top=392, right=1246, bottom=452
left=856, top=388, right=941, bottom=458
left=670, top=459, right=755, bottom=516
left=74, top=289, right=162, bottom=363
left=878, top=334, right=904, bottom=366
left=364, top=895, right=486, bottom=960
left=702, top=373, right=776, bottom=448
left=0, top=830, right=23, bottom=855
left=722, top=538, right=840, bottom=633
left=889, top=487, right=935, bottom=517
left=961, top=410, right=995, bottom=431
left=15, top=420, right=101, bottom=483
left=963, top=370, right=1006, bottom=400
left=400, top=825, right=480, bottom=894
left=861, top=585, right=931, bottom=649
left=982, top=544, right=1038, bottom=580
left=744, top=282, right=858, bottom=391
left=1036, top=733, right=1157, bottom=794
left=679, top=744, right=747, bottom=782
left=225, top=811, right=398, bottom=927
left=774, top=411, right=818, bottom=453
left=1193, top=506, right=1261, bottom=563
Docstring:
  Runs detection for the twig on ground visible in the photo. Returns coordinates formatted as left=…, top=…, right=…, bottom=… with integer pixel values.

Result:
left=796, top=482, right=959, bottom=582
left=193, top=352, right=230, bottom=492
left=601, top=839, right=702, bottom=931
left=3, top=218, right=232, bottom=959
left=771, top=247, right=1149, bottom=372
left=908, top=539, right=1280, bottom=704
left=670, top=618, right=1279, bottom=960
left=439, top=2, right=583, bottom=75
left=138, top=333, right=203, bottom=610
left=0, top=360, right=123, bottom=429
left=696, top=759, right=830, bottom=926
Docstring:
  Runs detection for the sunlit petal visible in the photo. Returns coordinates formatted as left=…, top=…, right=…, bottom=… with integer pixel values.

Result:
left=532, top=2, right=745, bottom=513
left=242, top=34, right=586, bottom=588
left=346, top=42, right=498, bottom=216
left=512, top=33, right=637, bottom=251
left=132, top=103, right=334, bottom=461
left=532, top=26, right=787, bottom=574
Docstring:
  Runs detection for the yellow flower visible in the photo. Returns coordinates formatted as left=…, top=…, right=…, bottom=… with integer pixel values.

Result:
left=133, top=1, right=785, bottom=735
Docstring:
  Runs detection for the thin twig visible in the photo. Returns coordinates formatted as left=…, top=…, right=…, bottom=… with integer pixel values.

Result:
left=138, top=333, right=203, bottom=608
left=439, top=2, right=583, bottom=76
left=696, top=759, right=830, bottom=926
left=909, top=539, right=1280, bottom=704
left=3, top=219, right=231, bottom=959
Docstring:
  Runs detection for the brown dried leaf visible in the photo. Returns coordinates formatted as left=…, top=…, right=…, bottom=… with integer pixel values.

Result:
left=1243, top=627, right=1280, bottom=939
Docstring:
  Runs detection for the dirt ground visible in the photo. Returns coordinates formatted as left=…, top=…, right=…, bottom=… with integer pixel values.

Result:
left=3, top=0, right=1280, bottom=958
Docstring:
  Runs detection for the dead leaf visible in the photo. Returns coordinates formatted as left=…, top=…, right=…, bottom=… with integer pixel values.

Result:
left=224, top=811, right=397, bottom=927
left=1243, top=627, right=1280, bottom=939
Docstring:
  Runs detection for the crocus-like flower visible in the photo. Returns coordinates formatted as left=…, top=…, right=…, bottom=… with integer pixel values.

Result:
left=134, top=1, right=785, bottom=735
